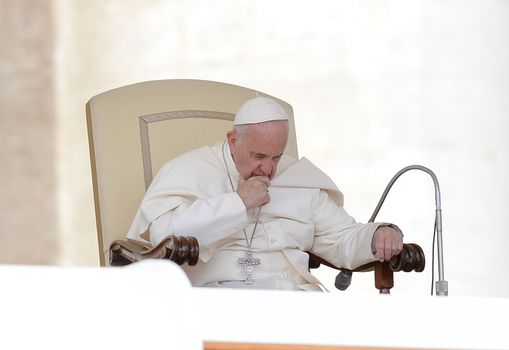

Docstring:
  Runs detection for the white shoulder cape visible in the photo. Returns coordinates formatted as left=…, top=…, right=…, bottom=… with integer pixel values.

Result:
left=127, top=141, right=343, bottom=242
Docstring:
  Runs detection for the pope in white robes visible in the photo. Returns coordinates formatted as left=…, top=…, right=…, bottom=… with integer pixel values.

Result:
left=127, top=96, right=403, bottom=291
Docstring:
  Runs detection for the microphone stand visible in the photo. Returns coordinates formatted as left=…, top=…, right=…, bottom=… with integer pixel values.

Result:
left=369, top=165, right=448, bottom=296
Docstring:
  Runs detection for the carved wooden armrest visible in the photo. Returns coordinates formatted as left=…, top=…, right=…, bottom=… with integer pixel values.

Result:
left=109, top=235, right=200, bottom=267
left=308, top=243, right=425, bottom=293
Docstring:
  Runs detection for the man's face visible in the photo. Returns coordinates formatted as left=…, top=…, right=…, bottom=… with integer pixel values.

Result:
left=227, top=121, right=289, bottom=180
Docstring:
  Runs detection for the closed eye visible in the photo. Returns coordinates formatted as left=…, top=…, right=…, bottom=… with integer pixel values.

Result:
left=250, top=152, right=283, bottom=161
left=251, top=152, right=266, bottom=160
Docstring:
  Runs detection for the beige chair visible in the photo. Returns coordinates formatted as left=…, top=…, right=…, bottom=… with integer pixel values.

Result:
left=86, top=79, right=424, bottom=293
left=87, top=79, right=298, bottom=266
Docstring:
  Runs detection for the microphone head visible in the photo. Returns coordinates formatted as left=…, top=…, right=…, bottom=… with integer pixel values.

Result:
left=334, top=270, right=353, bottom=291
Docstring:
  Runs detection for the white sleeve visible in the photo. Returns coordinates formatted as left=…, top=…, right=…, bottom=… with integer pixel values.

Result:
left=149, top=192, right=249, bottom=247
left=310, top=189, right=378, bottom=269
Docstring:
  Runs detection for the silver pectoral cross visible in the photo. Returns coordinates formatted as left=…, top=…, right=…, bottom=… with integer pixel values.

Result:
left=237, top=250, right=261, bottom=284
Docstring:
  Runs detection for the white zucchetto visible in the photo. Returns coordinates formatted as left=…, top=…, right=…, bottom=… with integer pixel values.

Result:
left=234, top=96, right=289, bottom=125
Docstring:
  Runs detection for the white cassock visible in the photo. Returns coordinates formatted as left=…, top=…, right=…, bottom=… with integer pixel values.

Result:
left=128, top=141, right=382, bottom=291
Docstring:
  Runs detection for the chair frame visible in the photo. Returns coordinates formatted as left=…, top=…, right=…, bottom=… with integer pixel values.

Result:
left=87, top=79, right=425, bottom=293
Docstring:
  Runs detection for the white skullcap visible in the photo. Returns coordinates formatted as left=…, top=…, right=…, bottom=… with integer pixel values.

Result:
left=234, top=96, right=289, bottom=125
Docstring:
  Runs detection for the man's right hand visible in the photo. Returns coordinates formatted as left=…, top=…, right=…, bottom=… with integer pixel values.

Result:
left=237, top=176, right=271, bottom=209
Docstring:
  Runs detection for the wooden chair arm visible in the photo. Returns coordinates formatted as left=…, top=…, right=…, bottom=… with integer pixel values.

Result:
left=110, top=235, right=423, bottom=293
left=308, top=243, right=425, bottom=293
left=109, top=235, right=200, bottom=267
left=308, top=243, right=425, bottom=272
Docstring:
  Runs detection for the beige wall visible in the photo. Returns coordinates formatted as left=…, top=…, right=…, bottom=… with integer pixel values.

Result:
left=1, top=0, right=508, bottom=297
left=0, top=0, right=58, bottom=264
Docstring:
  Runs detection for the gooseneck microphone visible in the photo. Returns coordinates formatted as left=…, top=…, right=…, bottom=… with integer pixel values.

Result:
left=335, top=165, right=448, bottom=296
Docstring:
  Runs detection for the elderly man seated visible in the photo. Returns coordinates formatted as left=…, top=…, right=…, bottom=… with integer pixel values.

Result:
left=127, top=96, right=403, bottom=291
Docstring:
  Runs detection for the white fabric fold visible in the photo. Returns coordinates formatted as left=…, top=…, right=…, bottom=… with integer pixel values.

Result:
left=127, top=141, right=378, bottom=289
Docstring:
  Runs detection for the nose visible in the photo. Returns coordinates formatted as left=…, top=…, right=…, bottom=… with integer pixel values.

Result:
left=259, top=159, right=274, bottom=177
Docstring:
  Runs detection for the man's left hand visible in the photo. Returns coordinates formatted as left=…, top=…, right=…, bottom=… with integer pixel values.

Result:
left=371, top=225, right=403, bottom=262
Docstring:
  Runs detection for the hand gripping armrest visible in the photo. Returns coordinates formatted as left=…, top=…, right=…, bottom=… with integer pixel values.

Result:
left=109, top=235, right=200, bottom=267
left=308, top=243, right=425, bottom=293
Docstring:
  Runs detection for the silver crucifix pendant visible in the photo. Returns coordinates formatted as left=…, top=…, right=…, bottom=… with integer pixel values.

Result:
left=238, top=250, right=261, bottom=284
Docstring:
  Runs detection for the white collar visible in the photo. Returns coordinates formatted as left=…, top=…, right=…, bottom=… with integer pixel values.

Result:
left=221, top=140, right=241, bottom=190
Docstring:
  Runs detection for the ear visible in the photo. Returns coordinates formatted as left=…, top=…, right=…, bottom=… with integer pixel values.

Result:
left=226, top=131, right=237, bottom=152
